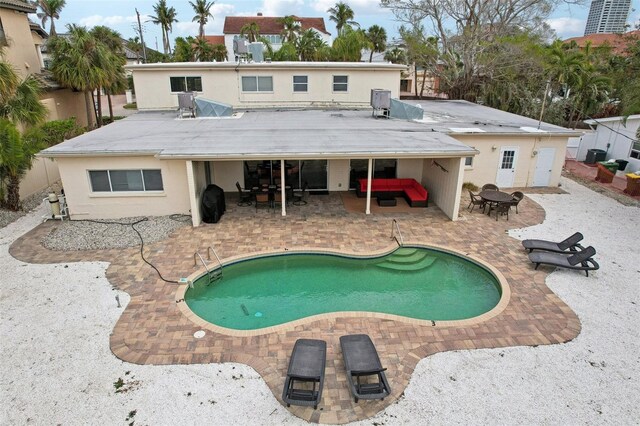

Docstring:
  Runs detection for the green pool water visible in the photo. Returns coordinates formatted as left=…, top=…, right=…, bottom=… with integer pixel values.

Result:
left=185, top=247, right=501, bottom=330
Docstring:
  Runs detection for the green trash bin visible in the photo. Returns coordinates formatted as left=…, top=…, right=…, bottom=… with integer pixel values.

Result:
left=598, top=161, right=620, bottom=174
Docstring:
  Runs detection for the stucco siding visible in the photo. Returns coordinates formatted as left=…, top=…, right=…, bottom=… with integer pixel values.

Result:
left=132, top=66, right=401, bottom=110
left=397, top=158, right=423, bottom=181
left=56, top=156, right=191, bottom=219
left=19, top=157, right=60, bottom=199
left=454, top=135, right=568, bottom=188
left=421, top=157, right=464, bottom=220
left=0, top=8, right=41, bottom=78
left=328, top=159, right=349, bottom=191
left=40, top=90, right=89, bottom=127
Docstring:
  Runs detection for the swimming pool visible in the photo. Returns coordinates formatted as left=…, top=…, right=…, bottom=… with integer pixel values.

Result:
left=183, top=247, right=505, bottom=331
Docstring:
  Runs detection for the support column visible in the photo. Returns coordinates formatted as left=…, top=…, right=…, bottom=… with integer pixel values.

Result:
left=185, top=160, right=201, bottom=226
left=280, top=159, right=286, bottom=217
left=365, top=158, right=373, bottom=214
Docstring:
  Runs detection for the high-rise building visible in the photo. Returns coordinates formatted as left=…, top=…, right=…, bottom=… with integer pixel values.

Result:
left=584, top=0, right=632, bottom=35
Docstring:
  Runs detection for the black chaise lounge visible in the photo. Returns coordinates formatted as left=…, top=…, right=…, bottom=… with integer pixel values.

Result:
left=522, top=232, right=584, bottom=253
left=282, top=339, right=326, bottom=410
left=340, top=334, right=391, bottom=403
left=528, top=245, right=599, bottom=277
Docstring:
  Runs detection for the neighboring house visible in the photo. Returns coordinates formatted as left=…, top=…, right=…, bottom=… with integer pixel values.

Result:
left=584, top=0, right=632, bottom=35
left=222, top=14, right=331, bottom=62
left=41, top=61, right=579, bottom=226
left=0, top=0, right=87, bottom=199
left=564, top=30, right=640, bottom=55
left=128, top=61, right=405, bottom=110
left=579, top=115, right=640, bottom=172
left=400, top=65, right=444, bottom=99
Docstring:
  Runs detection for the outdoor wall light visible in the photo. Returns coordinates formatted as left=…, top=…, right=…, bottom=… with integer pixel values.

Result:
left=532, top=150, right=538, bottom=157
left=491, top=145, right=497, bottom=151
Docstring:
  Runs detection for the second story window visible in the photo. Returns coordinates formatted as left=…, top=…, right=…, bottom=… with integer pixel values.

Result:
left=293, top=76, right=308, bottom=92
left=333, top=75, right=348, bottom=92
left=241, top=76, right=273, bottom=92
left=170, top=76, right=202, bottom=92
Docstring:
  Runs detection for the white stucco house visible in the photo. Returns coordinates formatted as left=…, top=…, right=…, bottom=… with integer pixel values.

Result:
left=222, top=14, right=332, bottom=62
left=39, top=61, right=580, bottom=226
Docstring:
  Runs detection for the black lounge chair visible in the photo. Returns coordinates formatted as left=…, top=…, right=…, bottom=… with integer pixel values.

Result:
left=340, top=334, right=391, bottom=403
left=529, top=246, right=599, bottom=277
left=282, top=339, right=326, bottom=410
left=522, top=232, right=584, bottom=253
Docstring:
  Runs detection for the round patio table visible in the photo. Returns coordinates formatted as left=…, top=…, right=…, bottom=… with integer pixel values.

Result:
left=479, top=190, right=513, bottom=215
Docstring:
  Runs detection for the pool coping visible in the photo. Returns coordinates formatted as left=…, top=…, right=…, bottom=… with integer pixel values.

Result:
left=176, top=241, right=511, bottom=337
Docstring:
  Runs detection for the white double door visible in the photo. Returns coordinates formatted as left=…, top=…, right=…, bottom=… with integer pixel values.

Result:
left=496, top=146, right=518, bottom=188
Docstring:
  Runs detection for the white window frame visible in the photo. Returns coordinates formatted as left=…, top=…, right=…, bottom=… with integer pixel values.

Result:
left=630, top=141, right=640, bottom=160
left=292, top=75, right=308, bottom=93
left=169, top=76, right=202, bottom=93
left=241, top=76, right=274, bottom=93
left=332, top=75, right=349, bottom=93
left=88, top=169, right=164, bottom=193
left=464, top=156, right=474, bottom=168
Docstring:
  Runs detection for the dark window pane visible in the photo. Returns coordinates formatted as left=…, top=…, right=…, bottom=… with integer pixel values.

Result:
left=258, top=76, right=273, bottom=91
left=242, top=76, right=257, bottom=91
left=465, top=157, right=473, bottom=166
left=109, top=170, right=143, bottom=191
left=89, top=171, right=110, bottom=192
left=170, top=77, right=186, bottom=92
left=186, top=76, right=202, bottom=91
left=334, top=75, right=348, bottom=83
left=293, top=76, right=307, bottom=83
left=143, top=170, right=164, bottom=191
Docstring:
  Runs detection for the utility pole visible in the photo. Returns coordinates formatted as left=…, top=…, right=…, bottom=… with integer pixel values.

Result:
left=136, top=8, right=147, bottom=63
left=538, top=80, right=551, bottom=130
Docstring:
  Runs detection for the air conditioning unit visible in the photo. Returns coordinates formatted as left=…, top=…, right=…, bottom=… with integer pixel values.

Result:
left=177, top=92, right=195, bottom=118
left=371, top=89, right=391, bottom=109
left=233, top=38, right=248, bottom=54
left=247, top=42, right=265, bottom=63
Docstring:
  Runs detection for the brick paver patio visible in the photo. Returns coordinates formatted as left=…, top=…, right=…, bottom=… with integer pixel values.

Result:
left=10, top=190, right=579, bottom=424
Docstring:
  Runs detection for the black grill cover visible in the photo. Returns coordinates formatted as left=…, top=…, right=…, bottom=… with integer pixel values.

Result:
left=201, top=184, right=226, bottom=224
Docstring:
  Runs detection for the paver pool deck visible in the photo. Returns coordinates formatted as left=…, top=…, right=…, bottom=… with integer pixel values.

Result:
left=9, top=190, right=579, bottom=424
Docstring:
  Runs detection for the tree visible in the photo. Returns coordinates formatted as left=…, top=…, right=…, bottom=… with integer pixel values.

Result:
left=382, top=0, right=564, bottom=101
left=399, top=25, right=439, bottom=98
left=331, top=28, right=368, bottom=62
left=37, top=0, right=66, bottom=36
left=0, top=119, right=43, bottom=211
left=211, top=43, right=227, bottom=62
left=173, top=37, right=195, bottom=61
left=327, top=2, right=359, bottom=37
left=279, top=15, right=302, bottom=43
left=190, top=0, right=215, bottom=39
left=89, top=26, right=126, bottom=126
left=384, top=47, right=406, bottom=64
left=150, top=0, right=178, bottom=55
left=365, top=25, right=387, bottom=62
left=0, top=58, right=47, bottom=127
left=546, top=40, right=583, bottom=99
left=240, top=22, right=260, bottom=43
left=272, top=42, right=299, bottom=61
left=193, top=37, right=214, bottom=61
left=296, top=29, right=327, bottom=61
left=48, top=25, right=118, bottom=128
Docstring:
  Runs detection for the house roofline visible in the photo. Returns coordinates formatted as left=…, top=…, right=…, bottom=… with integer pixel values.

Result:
left=126, top=61, right=407, bottom=71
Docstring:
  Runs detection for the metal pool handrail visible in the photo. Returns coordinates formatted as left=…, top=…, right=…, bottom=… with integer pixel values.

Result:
left=194, top=252, right=212, bottom=286
left=207, top=246, right=224, bottom=279
left=391, top=219, right=404, bottom=247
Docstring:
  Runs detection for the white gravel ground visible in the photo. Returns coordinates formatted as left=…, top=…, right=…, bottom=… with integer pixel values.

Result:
left=1, top=177, right=638, bottom=425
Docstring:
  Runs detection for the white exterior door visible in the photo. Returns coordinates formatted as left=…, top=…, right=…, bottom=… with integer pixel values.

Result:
left=496, top=147, right=518, bottom=188
left=533, top=147, right=556, bottom=187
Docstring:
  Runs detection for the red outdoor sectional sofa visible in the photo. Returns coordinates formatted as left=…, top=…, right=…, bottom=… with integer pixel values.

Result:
left=356, top=178, right=428, bottom=207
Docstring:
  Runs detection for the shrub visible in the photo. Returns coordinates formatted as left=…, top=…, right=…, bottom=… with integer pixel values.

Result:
left=462, top=182, right=479, bottom=191
left=38, top=118, right=86, bottom=147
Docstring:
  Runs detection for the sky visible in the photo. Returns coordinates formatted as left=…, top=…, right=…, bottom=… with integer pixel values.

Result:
left=31, top=0, right=640, bottom=51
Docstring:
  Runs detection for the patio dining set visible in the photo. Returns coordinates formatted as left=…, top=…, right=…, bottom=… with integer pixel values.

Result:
left=467, top=184, right=524, bottom=220
left=236, top=181, right=308, bottom=211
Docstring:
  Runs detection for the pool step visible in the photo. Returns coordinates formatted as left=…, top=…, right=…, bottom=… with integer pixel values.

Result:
left=385, top=251, right=429, bottom=264
left=392, top=248, right=419, bottom=257
left=376, top=255, right=437, bottom=271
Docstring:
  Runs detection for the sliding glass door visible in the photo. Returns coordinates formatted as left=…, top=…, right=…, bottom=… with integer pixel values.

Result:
left=349, top=159, right=397, bottom=189
left=244, top=160, right=328, bottom=191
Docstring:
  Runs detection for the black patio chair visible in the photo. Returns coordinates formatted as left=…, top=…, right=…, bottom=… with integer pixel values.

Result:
left=467, top=190, right=486, bottom=213
left=482, top=183, right=499, bottom=191
left=255, top=191, right=270, bottom=211
left=340, top=334, right=391, bottom=403
left=522, top=232, right=584, bottom=253
left=509, top=191, right=524, bottom=213
left=292, top=181, right=308, bottom=206
left=282, top=339, right=326, bottom=410
left=493, top=202, right=511, bottom=221
left=235, top=182, right=253, bottom=206
left=528, top=245, right=599, bottom=277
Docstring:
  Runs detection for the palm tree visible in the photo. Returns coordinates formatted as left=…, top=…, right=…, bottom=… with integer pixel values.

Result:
left=91, top=26, right=127, bottom=122
left=0, top=119, right=44, bottom=211
left=193, top=37, right=214, bottom=61
left=150, top=0, right=178, bottom=55
left=0, top=54, right=47, bottom=127
left=211, top=43, right=227, bottom=62
left=49, top=25, right=117, bottom=128
left=546, top=40, right=583, bottom=99
left=331, top=28, right=367, bottom=62
left=327, top=2, right=358, bottom=37
left=384, top=47, right=406, bottom=64
left=190, top=0, right=215, bottom=39
left=240, top=22, right=260, bottom=43
left=173, top=36, right=196, bottom=61
left=296, top=29, right=326, bottom=61
left=279, top=15, right=301, bottom=43
left=365, top=25, right=387, bottom=62
left=37, top=0, right=66, bottom=36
